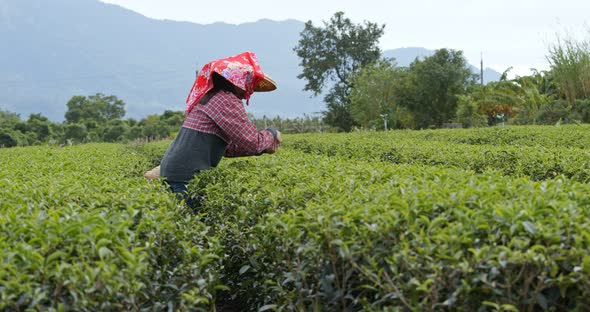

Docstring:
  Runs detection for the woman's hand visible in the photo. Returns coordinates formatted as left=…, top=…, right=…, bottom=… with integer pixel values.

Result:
left=265, top=130, right=282, bottom=154
left=275, top=130, right=282, bottom=144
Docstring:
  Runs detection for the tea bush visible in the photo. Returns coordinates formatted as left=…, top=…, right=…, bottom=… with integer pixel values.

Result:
left=192, top=150, right=590, bottom=311
left=284, top=127, right=590, bottom=182
left=0, top=144, right=223, bottom=311
left=2, top=125, right=590, bottom=311
left=369, top=124, right=590, bottom=149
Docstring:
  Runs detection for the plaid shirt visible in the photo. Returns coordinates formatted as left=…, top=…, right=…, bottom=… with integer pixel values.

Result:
left=182, top=90, right=275, bottom=157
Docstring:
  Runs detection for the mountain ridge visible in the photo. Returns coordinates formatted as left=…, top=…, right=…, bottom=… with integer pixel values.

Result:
left=0, top=0, right=501, bottom=121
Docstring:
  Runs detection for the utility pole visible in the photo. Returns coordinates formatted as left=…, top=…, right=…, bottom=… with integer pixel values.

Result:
left=480, top=52, right=484, bottom=85
left=380, top=114, right=388, bottom=131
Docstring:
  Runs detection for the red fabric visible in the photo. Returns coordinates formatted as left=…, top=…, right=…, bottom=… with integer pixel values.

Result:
left=182, top=90, right=274, bottom=157
left=185, top=51, right=265, bottom=114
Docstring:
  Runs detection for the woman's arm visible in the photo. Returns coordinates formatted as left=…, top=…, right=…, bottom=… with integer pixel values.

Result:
left=208, top=93, right=277, bottom=157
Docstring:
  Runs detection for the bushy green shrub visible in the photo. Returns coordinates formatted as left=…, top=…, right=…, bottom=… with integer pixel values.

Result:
left=3, top=125, right=590, bottom=311
left=190, top=149, right=590, bottom=310
left=284, top=126, right=590, bottom=182
left=0, top=144, right=223, bottom=311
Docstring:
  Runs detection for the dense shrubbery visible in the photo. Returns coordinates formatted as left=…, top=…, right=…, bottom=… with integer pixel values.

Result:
left=0, top=144, right=222, bottom=310
left=285, top=125, right=590, bottom=182
left=2, top=125, right=590, bottom=310
left=189, top=149, right=590, bottom=310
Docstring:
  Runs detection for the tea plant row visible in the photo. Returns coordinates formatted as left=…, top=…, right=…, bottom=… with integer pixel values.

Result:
left=2, top=124, right=590, bottom=311
left=190, top=148, right=590, bottom=310
left=380, top=124, right=590, bottom=149
left=285, top=129, right=590, bottom=182
left=0, top=144, right=221, bottom=311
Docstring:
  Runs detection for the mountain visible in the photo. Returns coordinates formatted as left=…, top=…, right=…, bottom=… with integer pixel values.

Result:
left=0, top=0, right=502, bottom=121
left=383, top=47, right=434, bottom=66
left=0, top=0, right=318, bottom=120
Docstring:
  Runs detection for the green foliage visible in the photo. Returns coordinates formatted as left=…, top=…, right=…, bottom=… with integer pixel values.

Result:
left=102, top=119, right=129, bottom=142
left=25, top=113, right=53, bottom=143
left=160, top=110, right=185, bottom=127
left=65, top=94, right=126, bottom=127
left=546, top=31, right=590, bottom=105
left=284, top=125, right=590, bottom=182
left=455, top=94, right=488, bottom=128
left=400, top=49, right=475, bottom=128
left=0, top=110, right=22, bottom=128
left=0, top=143, right=223, bottom=310
left=139, top=114, right=173, bottom=139
left=0, top=132, right=16, bottom=147
left=348, top=49, right=476, bottom=130
left=577, top=98, right=590, bottom=122
left=469, top=69, right=563, bottom=126
left=350, top=59, right=412, bottom=129
left=2, top=125, right=590, bottom=310
left=462, top=68, right=588, bottom=126
left=470, top=79, right=523, bottom=125
left=0, top=104, right=184, bottom=148
left=63, top=94, right=127, bottom=142
left=187, top=134, right=590, bottom=310
left=64, top=123, right=88, bottom=143
left=294, top=11, right=385, bottom=131
left=0, top=111, right=55, bottom=146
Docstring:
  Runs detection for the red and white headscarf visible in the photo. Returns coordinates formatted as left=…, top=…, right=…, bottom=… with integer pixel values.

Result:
left=185, top=51, right=266, bottom=114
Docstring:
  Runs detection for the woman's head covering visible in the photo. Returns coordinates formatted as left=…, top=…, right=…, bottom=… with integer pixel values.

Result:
left=185, top=51, right=276, bottom=114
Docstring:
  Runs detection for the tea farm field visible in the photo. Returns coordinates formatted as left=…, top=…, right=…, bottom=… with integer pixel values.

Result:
left=1, top=125, right=590, bottom=311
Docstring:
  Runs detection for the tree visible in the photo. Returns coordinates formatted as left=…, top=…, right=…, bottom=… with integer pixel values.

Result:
left=0, top=110, right=21, bottom=129
left=126, top=118, right=138, bottom=127
left=400, top=49, right=474, bottom=128
left=126, top=126, right=144, bottom=141
left=454, top=94, right=489, bottom=128
left=294, top=12, right=385, bottom=131
left=508, top=69, right=558, bottom=124
left=160, top=110, right=184, bottom=128
left=140, top=114, right=169, bottom=139
left=0, top=110, right=63, bottom=146
left=469, top=80, right=521, bottom=125
left=49, top=123, right=64, bottom=143
left=465, top=68, right=557, bottom=125
left=0, top=129, right=28, bottom=147
left=349, top=59, right=414, bottom=129
left=65, top=93, right=126, bottom=128
left=64, top=123, right=88, bottom=142
left=102, top=119, right=129, bottom=142
left=26, top=113, right=52, bottom=142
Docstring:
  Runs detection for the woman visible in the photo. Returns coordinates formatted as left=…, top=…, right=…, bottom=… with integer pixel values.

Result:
left=158, top=52, right=281, bottom=205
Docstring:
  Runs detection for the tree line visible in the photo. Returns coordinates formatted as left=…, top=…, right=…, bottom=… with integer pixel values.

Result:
left=0, top=94, right=327, bottom=148
left=0, top=94, right=186, bottom=148
left=294, top=12, right=590, bottom=131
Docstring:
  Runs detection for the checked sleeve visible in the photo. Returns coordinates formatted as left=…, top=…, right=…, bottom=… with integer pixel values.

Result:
left=207, top=93, right=275, bottom=157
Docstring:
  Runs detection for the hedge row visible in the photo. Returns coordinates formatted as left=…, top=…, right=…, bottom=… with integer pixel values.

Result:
left=0, top=144, right=222, bottom=311
left=190, top=149, right=590, bottom=311
left=370, top=124, right=590, bottom=149
left=284, top=130, right=590, bottom=182
left=3, top=124, right=590, bottom=311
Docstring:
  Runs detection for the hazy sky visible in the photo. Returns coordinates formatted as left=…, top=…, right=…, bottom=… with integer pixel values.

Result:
left=100, top=0, right=589, bottom=77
